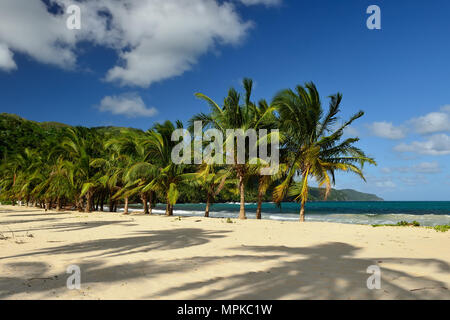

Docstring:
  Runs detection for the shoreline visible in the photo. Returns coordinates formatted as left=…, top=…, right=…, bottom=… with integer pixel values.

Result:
left=1, top=205, right=449, bottom=299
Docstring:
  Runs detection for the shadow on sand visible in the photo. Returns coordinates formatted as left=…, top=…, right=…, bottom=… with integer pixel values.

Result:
left=1, top=235, right=448, bottom=299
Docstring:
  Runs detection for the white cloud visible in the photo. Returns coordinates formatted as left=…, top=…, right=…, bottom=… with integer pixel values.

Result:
left=343, top=125, right=359, bottom=137
left=380, top=162, right=441, bottom=174
left=409, top=106, right=450, bottom=134
left=0, top=43, right=16, bottom=71
left=413, top=162, right=441, bottom=173
left=98, top=93, right=158, bottom=118
left=394, top=134, right=450, bottom=156
left=238, top=0, right=282, bottom=6
left=399, top=175, right=429, bottom=187
left=375, top=180, right=396, bottom=188
left=0, top=0, right=77, bottom=69
left=367, top=121, right=406, bottom=139
left=0, top=0, right=260, bottom=87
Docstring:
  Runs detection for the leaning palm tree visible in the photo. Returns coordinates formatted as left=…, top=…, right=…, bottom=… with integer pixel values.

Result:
left=105, top=130, right=153, bottom=214
left=59, top=127, right=102, bottom=212
left=192, top=78, right=259, bottom=219
left=137, top=121, right=188, bottom=216
left=273, top=82, right=376, bottom=222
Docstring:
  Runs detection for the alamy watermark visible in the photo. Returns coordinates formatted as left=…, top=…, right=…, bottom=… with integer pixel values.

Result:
left=171, top=121, right=279, bottom=176
left=367, top=5, right=381, bottom=30
left=66, top=5, right=81, bottom=30
left=66, top=264, right=81, bottom=290
left=366, top=265, right=381, bottom=290
left=65, top=4, right=381, bottom=32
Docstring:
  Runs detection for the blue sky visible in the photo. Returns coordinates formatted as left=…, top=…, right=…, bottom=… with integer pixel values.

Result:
left=1, top=0, right=450, bottom=200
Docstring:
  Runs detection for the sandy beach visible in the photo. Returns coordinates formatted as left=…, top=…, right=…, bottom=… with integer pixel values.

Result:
left=0, top=205, right=449, bottom=300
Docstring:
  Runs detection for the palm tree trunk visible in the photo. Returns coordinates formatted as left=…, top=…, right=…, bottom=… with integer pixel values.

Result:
left=109, top=193, right=114, bottom=212
left=85, top=192, right=92, bottom=213
left=123, top=197, right=129, bottom=214
left=166, top=202, right=173, bottom=216
left=56, top=197, right=61, bottom=211
left=100, top=194, right=104, bottom=211
left=142, top=193, right=149, bottom=214
left=238, top=171, right=246, bottom=220
left=205, top=193, right=211, bottom=218
left=256, top=190, right=263, bottom=220
left=149, top=192, right=153, bottom=215
left=299, top=200, right=306, bottom=222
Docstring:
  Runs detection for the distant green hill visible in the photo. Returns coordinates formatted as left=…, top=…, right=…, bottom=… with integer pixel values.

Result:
left=307, top=187, right=383, bottom=201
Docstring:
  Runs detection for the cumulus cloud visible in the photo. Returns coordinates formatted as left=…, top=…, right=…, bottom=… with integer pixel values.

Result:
left=398, top=175, right=429, bottom=187
left=394, top=134, right=450, bottom=156
left=0, top=43, right=16, bottom=71
left=375, top=180, right=396, bottom=188
left=98, top=93, right=158, bottom=118
left=413, top=161, right=442, bottom=173
left=367, top=121, right=406, bottom=139
left=238, top=0, right=282, bottom=6
left=0, top=0, right=77, bottom=68
left=380, top=162, right=441, bottom=174
left=409, top=106, right=450, bottom=134
left=0, top=0, right=262, bottom=87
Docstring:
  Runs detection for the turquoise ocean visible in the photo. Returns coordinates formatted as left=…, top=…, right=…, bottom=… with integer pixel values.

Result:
left=125, top=201, right=450, bottom=226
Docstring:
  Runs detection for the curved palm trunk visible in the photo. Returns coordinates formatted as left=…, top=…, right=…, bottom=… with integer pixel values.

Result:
left=205, top=193, right=211, bottom=218
left=238, top=171, right=246, bottom=220
left=300, top=200, right=306, bottom=222
left=299, top=172, right=309, bottom=222
left=123, top=197, right=129, bottom=215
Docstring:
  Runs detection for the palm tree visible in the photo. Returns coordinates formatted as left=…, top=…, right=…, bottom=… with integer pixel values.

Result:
left=192, top=78, right=259, bottom=219
left=273, top=82, right=376, bottom=222
left=130, top=121, right=187, bottom=216
left=0, top=149, right=37, bottom=206
left=102, top=130, right=150, bottom=214
left=185, top=164, right=236, bottom=217
left=59, top=127, right=102, bottom=212
left=45, top=158, right=75, bottom=211
left=247, top=99, right=280, bottom=219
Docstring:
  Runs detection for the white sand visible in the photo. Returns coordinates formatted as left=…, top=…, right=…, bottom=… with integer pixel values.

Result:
left=0, top=205, right=449, bottom=300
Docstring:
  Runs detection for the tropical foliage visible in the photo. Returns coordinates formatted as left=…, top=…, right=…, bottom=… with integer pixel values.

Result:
left=0, top=80, right=375, bottom=221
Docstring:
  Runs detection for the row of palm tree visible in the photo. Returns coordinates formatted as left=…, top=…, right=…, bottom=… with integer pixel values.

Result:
left=0, top=80, right=376, bottom=221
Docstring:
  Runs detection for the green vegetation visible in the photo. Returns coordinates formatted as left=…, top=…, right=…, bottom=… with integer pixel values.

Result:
left=0, top=80, right=376, bottom=221
left=373, top=221, right=450, bottom=232
left=430, top=225, right=450, bottom=232
left=372, top=221, right=421, bottom=227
